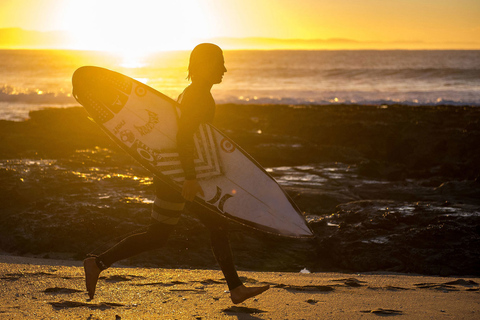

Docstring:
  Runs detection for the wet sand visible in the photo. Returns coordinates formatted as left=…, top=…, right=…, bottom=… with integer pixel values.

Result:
left=1, top=255, right=479, bottom=319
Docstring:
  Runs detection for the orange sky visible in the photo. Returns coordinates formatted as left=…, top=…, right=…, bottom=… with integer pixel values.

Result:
left=0, top=0, right=479, bottom=51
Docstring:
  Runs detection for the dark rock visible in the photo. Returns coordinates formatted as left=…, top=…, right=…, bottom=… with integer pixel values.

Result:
left=310, top=200, right=480, bottom=275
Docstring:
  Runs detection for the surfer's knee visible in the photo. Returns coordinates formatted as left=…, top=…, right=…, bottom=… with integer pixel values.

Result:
left=145, top=221, right=175, bottom=242
left=209, top=225, right=228, bottom=241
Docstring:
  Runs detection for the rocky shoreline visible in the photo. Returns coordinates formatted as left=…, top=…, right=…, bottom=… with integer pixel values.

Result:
left=1, top=104, right=479, bottom=276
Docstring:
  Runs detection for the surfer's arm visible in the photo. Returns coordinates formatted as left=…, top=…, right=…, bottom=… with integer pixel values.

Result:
left=176, top=103, right=204, bottom=180
left=177, top=126, right=197, bottom=180
left=177, top=112, right=205, bottom=201
left=176, top=86, right=212, bottom=200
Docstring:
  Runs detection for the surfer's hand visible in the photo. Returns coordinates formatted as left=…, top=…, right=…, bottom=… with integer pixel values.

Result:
left=181, top=179, right=204, bottom=201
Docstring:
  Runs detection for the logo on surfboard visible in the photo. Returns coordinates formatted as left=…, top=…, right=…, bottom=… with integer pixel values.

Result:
left=206, top=186, right=233, bottom=213
left=220, top=138, right=235, bottom=153
left=134, top=109, right=159, bottom=136
left=135, top=85, right=147, bottom=97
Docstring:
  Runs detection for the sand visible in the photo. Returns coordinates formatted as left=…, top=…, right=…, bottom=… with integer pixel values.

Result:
left=0, top=255, right=478, bottom=319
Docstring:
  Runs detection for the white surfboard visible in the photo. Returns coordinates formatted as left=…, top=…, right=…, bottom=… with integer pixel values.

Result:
left=72, top=66, right=313, bottom=238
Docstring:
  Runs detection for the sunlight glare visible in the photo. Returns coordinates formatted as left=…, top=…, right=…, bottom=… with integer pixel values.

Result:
left=61, top=0, right=210, bottom=55
left=119, top=52, right=148, bottom=69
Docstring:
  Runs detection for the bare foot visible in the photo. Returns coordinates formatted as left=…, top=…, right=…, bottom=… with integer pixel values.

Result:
left=83, top=257, right=101, bottom=299
left=230, top=284, right=270, bottom=304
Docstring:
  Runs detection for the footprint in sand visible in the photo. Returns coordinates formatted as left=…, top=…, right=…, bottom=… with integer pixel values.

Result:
left=0, top=273, right=23, bottom=281
left=331, top=278, right=366, bottom=287
left=444, top=279, right=478, bottom=288
left=238, top=277, right=260, bottom=284
left=360, top=308, right=403, bottom=315
left=415, top=279, right=479, bottom=292
left=48, top=300, right=125, bottom=310
left=43, top=287, right=83, bottom=294
left=414, top=282, right=459, bottom=291
left=169, top=288, right=207, bottom=294
left=385, top=285, right=410, bottom=291
left=272, top=283, right=334, bottom=292
left=222, top=306, right=267, bottom=314
left=132, top=280, right=188, bottom=287
left=102, top=275, right=145, bottom=282
left=199, top=279, right=224, bottom=285
left=1, top=271, right=56, bottom=281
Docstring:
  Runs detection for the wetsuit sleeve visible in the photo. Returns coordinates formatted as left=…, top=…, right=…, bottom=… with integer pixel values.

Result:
left=177, top=94, right=204, bottom=180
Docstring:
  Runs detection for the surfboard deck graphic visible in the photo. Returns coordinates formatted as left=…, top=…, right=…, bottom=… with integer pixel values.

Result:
left=72, top=66, right=313, bottom=238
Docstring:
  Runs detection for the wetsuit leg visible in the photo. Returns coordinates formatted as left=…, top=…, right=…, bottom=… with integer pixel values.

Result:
left=192, top=204, right=243, bottom=291
left=95, top=220, right=173, bottom=269
left=95, top=177, right=185, bottom=270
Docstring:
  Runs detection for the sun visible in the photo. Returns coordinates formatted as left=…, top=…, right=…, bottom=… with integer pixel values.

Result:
left=60, top=0, right=211, bottom=55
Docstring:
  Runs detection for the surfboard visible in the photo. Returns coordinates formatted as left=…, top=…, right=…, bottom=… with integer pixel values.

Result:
left=72, top=66, right=313, bottom=238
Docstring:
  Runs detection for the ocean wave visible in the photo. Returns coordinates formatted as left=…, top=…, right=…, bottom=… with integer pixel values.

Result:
left=245, top=66, right=480, bottom=82
left=1, top=84, right=478, bottom=108
left=316, top=68, right=480, bottom=81
left=215, top=92, right=480, bottom=107
left=0, top=85, right=75, bottom=104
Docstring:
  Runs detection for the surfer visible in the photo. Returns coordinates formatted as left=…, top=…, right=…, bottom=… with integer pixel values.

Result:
left=83, top=43, right=270, bottom=304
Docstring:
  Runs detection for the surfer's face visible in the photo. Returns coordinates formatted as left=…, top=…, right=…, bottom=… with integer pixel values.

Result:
left=193, top=53, right=227, bottom=85
left=209, top=55, right=227, bottom=84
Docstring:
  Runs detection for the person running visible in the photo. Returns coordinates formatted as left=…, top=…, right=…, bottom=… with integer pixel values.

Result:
left=83, top=43, right=270, bottom=304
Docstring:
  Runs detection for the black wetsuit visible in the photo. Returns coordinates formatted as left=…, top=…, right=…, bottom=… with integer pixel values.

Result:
left=94, top=83, right=243, bottom=291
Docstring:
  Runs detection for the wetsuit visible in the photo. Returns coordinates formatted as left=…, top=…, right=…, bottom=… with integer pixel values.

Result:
left=94, top=83, right=243, bottom=291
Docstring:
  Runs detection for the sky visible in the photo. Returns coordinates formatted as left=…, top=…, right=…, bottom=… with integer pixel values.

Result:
left=0, top=0, right=479, bottom=51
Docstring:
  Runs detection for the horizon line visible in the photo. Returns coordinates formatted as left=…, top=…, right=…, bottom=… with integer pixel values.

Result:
left=0, top=28, right=479, bottom=50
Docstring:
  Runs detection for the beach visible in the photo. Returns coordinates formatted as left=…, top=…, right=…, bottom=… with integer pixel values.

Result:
left=0, top=103, right=479, bottom=318
left=1, top=255, right=479, bottom=319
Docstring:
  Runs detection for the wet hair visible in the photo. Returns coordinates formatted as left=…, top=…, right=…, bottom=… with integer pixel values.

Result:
left=187, top=43, right=223, bottom=81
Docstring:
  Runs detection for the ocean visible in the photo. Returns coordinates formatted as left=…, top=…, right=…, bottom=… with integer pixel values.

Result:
left=1, top=49, right=479, bottom=121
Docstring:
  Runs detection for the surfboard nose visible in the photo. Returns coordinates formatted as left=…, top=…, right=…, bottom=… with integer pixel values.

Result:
left=72, top=66, right=93, bottom=85
left=72, top=66, right=109, bottom=91
left=72, top=66, right=95, bottom=101
left=72, top=66, right=134, bottom=123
